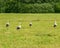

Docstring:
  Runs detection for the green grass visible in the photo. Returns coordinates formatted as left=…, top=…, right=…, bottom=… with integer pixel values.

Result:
left=0, top=13, right=60, bottom=48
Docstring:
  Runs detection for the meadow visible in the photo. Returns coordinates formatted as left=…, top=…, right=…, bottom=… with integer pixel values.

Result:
left=0, top=13, right=60, bottom=48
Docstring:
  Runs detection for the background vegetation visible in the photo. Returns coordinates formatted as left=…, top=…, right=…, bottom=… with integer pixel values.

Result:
left=0, top=0, right=60, bottom=13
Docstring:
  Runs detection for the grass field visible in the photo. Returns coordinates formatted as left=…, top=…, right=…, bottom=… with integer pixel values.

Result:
left=0, top=13, right=60, bottom=48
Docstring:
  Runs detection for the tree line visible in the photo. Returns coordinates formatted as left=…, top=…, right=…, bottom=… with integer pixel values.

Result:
left=0, top=0, right=60, bottom=13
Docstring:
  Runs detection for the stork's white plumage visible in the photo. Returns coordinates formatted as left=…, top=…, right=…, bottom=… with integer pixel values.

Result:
left=54, top=21, right=57, bottom=25
left=18, top=25, right=21, bottom=28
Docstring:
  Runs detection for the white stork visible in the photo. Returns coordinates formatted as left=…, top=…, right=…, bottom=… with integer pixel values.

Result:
left=53, top=20, right=57, bottom=28
left=17, top=22, right=21, bottom=30
left=29, top=22, right=32, bottom=27
left=6, top=22, right=10, bottom=27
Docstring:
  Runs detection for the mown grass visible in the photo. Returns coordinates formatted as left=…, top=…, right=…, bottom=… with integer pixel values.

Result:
left=0, top=13, right=60, bottom=48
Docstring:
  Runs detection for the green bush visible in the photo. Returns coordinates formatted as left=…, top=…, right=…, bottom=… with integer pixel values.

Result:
left=55, top=2, right=60, bottom=13
left=0, top=0, right=60, bottom=13
left=19, top=0, right=60, bottom=4
left=5, top=1, right=20, bottom=13
left=19, top=3, right=55, bottom=13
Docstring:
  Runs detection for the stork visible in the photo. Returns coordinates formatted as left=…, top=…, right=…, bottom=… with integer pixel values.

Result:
left=29, top=22, right=32, bottom=27
left=17, top=22, right=21, bottom=30
left=6, top=22, right=10, bottom=27
left=53, top=20, right=57, bottom=28
left=17, top=25, right=21, bottom=30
